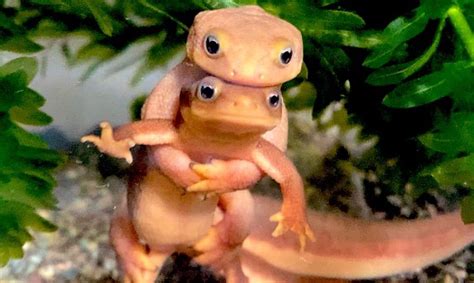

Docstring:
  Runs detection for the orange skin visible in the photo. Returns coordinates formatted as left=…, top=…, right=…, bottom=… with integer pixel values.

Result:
left=141, top=5, right=304, bottom=152
left=82, top=76, right=313, bottom=283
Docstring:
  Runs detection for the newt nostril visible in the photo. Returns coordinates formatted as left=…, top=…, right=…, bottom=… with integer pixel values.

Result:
left=231, top=69, right=237, bottom=77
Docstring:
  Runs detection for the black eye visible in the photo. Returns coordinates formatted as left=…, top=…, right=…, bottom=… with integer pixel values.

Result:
left=205, top=35, right=220, bottom=56
left=267, top=92, right=281, bottom=108
left=198, top=83, right=216, bottom=101
left=280, top=48, right=292, bottom=65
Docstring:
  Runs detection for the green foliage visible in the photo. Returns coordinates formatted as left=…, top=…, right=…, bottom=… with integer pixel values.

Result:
left=360, top=0, right=474, bottom=219
left=0, top=57, right=64, bottom=266
left=382, top=61, right=474, bottom=108
left=0, top=10, right=43, bottom=53
left=363, top=10, right=429, bottom=68
left=364, top=2, right=474, bottom=107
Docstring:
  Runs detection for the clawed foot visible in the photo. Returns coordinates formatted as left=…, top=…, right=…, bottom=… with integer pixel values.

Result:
left=121, top=250, right=170, bottom=283
left=193, top=227, right=241, bottom=270
left=81, top=121, right=135, bottom=163
left=187, top=160, right=233, bottom=193
left=270, top=211, right=315, bottom=252
left=122, top=262, right=158, bottom=283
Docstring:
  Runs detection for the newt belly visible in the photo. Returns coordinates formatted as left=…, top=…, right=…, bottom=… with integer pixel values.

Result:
left=130, top=169, right=218, bottom=248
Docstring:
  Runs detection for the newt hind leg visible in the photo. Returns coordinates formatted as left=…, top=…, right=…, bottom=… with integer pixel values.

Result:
left=110, top=197, right=172, bottom=283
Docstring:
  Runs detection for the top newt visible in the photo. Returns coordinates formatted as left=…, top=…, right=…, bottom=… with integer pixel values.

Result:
left=186, top=5, right=303, bottom=86
left=141, top=5, right=303, bottom=151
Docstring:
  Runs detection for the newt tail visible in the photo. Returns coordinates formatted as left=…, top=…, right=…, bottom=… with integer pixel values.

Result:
left=242, top=195, right=474, bottom=280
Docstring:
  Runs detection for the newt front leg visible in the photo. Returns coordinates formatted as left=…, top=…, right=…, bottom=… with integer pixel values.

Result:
left=81, top=122, right=136, bottom=163
left=251, top=139, right=315, bottom=251
left=81, top=120, right=178, bottom=163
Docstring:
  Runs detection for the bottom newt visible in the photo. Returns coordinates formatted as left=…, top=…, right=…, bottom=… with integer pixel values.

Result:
left=242, top=195, right=473, bottom=282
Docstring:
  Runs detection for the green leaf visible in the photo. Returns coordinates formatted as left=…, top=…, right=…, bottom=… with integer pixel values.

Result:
left=8, top=123, right=48, bottom=148
left=138, top=0, right=190, bottom=31
left=0, top=235, right=24, bottom=266
left=0, top=135, right=19, bottom=166
left=364, top=11, right=429, bottom=68
left=310, top=29, right=381, bottom=48
left=0, top=57, right=38, bottom=85
left=83, top=0, right=114, bottom=36
left=431, top=154, right=474, bottom=187
left=366, top=18, right=446, bottom=85
left=14, top=10, right=41, bottom=26
left=0, top=175, right=56, bottom=209
left=30, top=19, right=68, bottom=38
left=279, top=2, right=365, bottom=33
left=452, top=87, right=474, bottom=110
left=260, top=0, right=367, bottom=47
left=461, top=194, right=474, bottom=224
left=0, top=11, right=23, bottom=33
left=419, top=112, right=474, bottom=154
left=193, top=0, right=239, bottom=9
left=17, top=146, right=64, bottom=165
left=22, top=169, right=57, bottom=187
left=292, top=9, right=365, bottom=31
left=29, top=0, right=65, bottom=5
left=0, top=198, right=56, bottom=266
left=0, top=200, right=57, bottom=232
left=420, top=0, right=455, bottom=19
left=9, top=107, right=52, bottom=126
left=76, top=43, right=115, bottom=62
left=383, top=61, right=474, bottom=108
left=0, top=72, right=28, bottom=112
left=315, top=0, right=340, bottom=7
left=0, top=36, right=43, bottom=54
left=132, top=40, right=184, bottom=85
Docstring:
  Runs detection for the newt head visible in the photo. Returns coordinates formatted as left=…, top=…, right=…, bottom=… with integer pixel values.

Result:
left=179, top=76, right=282, bottom=137
left=187, top=5, right=303, bottom=87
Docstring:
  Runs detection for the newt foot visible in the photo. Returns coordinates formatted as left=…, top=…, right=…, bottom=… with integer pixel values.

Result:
left=81, top=121, right=135, bottom=163
left=269, top=212, right=315, bottom=252
left=187, top=160, right=233, bottom=193
left=193, top=228, right=241, bottom=270
left=116, top=243, right=165, bottom=283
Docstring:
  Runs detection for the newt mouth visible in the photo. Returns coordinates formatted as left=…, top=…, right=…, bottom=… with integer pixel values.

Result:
left=194, top=112, right=279, bottom=132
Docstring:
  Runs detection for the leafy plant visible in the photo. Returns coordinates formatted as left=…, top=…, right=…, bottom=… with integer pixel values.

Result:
left=0, top=57, right=64, bottom=266
left=359, top=0, right=474, bottom=222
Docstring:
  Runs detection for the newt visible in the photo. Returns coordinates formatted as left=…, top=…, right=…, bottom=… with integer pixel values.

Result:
left=241, top=195, right=474, bottom=282
left=82, top=76, right=314, bottom=282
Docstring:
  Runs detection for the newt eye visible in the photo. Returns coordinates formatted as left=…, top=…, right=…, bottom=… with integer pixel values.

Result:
left=279, top=47, right=293, bottom=65
left=267, top=91, right=281, bottom=108
left=204, top=34, right=220, bottom=56
left=197, top=82, right=217, bottom=101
